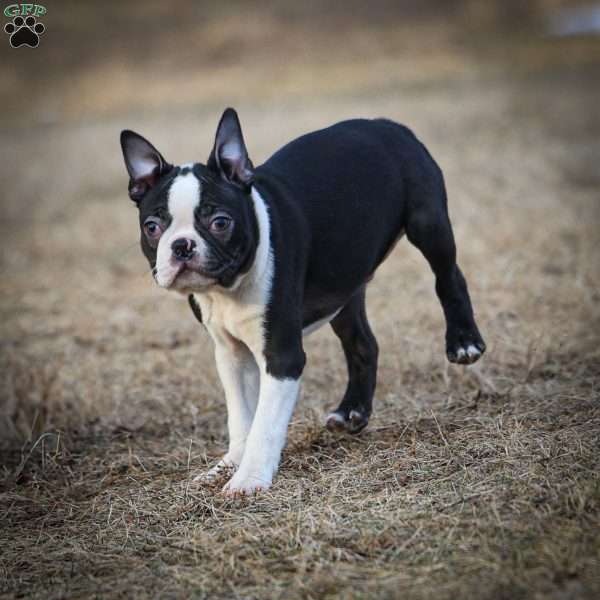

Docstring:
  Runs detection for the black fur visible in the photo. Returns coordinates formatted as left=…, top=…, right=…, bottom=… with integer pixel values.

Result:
left=329, top=286, right=378, bottom=433
left=188, top=294, right=203, bottom=324
left=251, top=117, right=485, bottom=425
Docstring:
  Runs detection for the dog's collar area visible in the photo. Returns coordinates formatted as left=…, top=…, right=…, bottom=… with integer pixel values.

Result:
left=188, top=294, right=203, bottom=323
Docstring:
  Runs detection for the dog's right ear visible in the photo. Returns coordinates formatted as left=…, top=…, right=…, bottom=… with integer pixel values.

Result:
left=120, top=130, right=172, bottom=203
left=207, top=108, right=254, bottom=188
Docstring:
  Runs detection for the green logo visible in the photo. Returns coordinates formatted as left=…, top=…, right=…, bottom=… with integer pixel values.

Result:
left=4, top=4, right=46, bottom=17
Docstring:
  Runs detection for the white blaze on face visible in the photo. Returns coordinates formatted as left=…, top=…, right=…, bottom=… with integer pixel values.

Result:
left=154, top=172, right=210, bottom=289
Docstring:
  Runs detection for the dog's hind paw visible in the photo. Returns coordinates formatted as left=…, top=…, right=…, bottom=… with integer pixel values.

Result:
left=325, top=409, right=369, bottom=434
left=447, top=331, right=486, bottom=365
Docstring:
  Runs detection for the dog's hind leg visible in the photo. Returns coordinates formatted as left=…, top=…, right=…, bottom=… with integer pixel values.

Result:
left=405, top=182, right=486, bottom=364
left=326, top=287, right=378, bottom=434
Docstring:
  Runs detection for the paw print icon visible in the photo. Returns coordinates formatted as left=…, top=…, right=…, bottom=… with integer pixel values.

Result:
left=4, top=15, right=45, bottom=48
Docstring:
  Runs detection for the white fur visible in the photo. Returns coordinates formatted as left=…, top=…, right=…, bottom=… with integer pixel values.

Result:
left=221, top=140, right=244, bottom=162
left=155, top=173, right=211, bottom=288
left=222, top=373, right=300, bottom=494
left=131, top=155, right=159, bottom=179
left=303, top=308, right=342, bottom=336
left=466, top=344, right=481, bottom=361
left=194, top=188, right=300, bottom=493
left=217, top=344, right=260, bottom=463
left=196, top=342, right=259, bottom=481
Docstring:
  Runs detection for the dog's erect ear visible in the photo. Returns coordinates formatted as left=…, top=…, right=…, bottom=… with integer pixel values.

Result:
left=120, top=130, right=172, bottom=203
left=207, top=108, right=254, bottom=188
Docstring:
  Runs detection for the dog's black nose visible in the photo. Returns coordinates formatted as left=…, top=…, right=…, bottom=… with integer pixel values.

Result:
left=171, top=238, right=196, bottom=261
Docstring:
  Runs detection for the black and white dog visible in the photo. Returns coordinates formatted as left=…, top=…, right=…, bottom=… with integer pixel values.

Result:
left=120, top=109, right=485, bottom=495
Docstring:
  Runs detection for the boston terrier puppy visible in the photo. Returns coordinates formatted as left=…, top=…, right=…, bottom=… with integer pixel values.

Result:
left=120, top=109, right=485, bottom=495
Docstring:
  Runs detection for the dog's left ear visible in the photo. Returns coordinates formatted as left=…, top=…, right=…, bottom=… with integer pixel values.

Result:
left=208, top=108, right=254, bottom=188
left=120, top=130, right=172, bottom=203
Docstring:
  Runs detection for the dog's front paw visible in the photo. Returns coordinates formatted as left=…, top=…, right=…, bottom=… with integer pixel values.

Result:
left=222, top=469, right=272, bottom=496
left=193, top=454, right=238, bottom=483
left=446, top=327, right=486, bottom=365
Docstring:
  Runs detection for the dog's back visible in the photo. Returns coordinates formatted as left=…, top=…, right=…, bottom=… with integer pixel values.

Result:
left=254, top=118, right=444, bottom=297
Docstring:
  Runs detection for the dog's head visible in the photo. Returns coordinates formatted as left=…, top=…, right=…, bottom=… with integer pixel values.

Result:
left=120, top=108, right=259, bottom=292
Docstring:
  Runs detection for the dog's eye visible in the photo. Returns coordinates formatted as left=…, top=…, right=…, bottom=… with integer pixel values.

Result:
left=143, top=219, right=163, bottom=239
left=209, top=216, right=232, bottom=233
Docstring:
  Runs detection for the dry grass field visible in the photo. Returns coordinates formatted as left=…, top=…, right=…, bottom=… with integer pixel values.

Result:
left=1, top=1, right=599, bottom=598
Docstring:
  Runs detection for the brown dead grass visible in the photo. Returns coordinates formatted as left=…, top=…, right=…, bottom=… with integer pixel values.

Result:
left=1, top=2, right=599, bottom=599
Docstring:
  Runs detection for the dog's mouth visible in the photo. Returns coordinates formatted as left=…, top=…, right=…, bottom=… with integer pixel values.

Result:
left=173, top=268, right=213, bottom=289
left=174, top=263, right=200, bottom=279
left=154, top=260, right=241, bottom=292
left=152, top=249, right=242, bottom=291
left=152, top=263, right=213, bottom=291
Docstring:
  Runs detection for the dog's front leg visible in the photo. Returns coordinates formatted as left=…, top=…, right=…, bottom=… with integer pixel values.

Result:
left=223, top=352, right=304, bottom=495
left=196, top=341, right=259, bottom=481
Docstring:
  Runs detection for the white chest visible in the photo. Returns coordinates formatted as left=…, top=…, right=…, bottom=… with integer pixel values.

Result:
left=195, top=290, right=266, bottom=356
